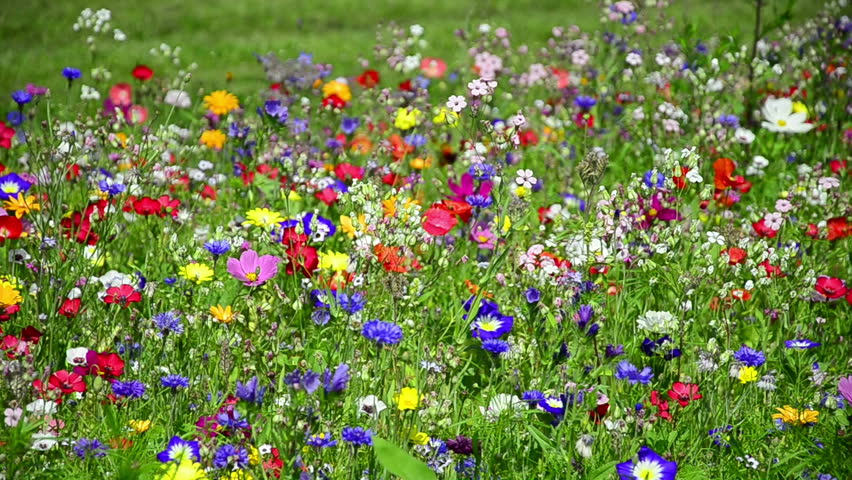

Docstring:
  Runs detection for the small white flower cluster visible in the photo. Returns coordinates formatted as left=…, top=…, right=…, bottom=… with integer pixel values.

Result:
left=72, top=8, right=125, bottom=42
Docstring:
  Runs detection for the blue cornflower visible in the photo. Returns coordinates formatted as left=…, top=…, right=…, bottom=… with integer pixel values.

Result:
left=785, top=339, right=821, bottom=349
left=341, top=116, right=359, bottom=135
left=203, top=239, right=231, bottom=257
left=337, top=291, right=366, bottom=314
left=576, top=305, right=594, bottom=329
left=524, top=287, right=541, bottom=304
left=73, top=438, right=109, bottom=459
left=236, top=376, right=267, bottom=405
left=733, top=345, right=766, bottom=367
left=323, top=363, right=350, bottom=393
left=160, top=374, right=190, bottom=389
left=157, top=436, right=201, bottom=463
left=98, top=180, right=126, bottom=197
left=289, top=118, right=309, bottom=135
left=716, top=114, right=740, bottom=128
left=63, top=67, right=82, bottom=81
left=643, top=170, right=665, bottom=188
left=216, top=409, right=250, bottom=430
left=341, top=427, right=373, bottom=447
left=481, top=338, right=510, bottom=355
left=362, top=320, right=403, bottom=345
left=264, top=100, right=288, bottom=120
left=153, top=312, right=184, bottom=336
left=522, top=390, right=545, bottom=403
left=465, top=194, right=493, bottom=208
left=11, top=90, right=32, bottom=106
left=6, top=111, right=23, bottom=127
left=574, top=96, right=597, bottom=110
left=212, top=444, right=249, bottom=469
left=311, top=309, right=331, bottom=325
left=112, top=380, right=146, bottom=399
left=163, top=277, right=177, bottom=285
left=605, top=344, right=625, bottom=358
left=586, top=323, right=601, bottom=337
left=614, top=360, right=654, bottom=385
left=306, top=432, right=338, bottom=448
left=469, top=163, right=495, bottom=181
left=404, top=134, right=427, bottom=148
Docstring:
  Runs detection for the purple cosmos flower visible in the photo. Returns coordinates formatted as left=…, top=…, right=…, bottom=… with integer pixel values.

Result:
left=616, top=446, right=677, bottom=480
left=448, top=173, right=493, bottom=202
left=73, top=438, right=109, bottom=459
left=362, top=320, right=403, bottom=345
left=784, top=339, right=821, bottom=349
left=236, top=376, right=267, bottom=405
left=341, top=427, right=373, bottom=446
left=470, top=223, right=496, bottom=250
left=157, top=436, right=201, bottom=463
left=213, top=444, right=249, bottom=469
left=227, top=249, right=280, bottom=286
left=615, top=360, right=654, bottom=385
left=733, top=345, right=766, bottom=367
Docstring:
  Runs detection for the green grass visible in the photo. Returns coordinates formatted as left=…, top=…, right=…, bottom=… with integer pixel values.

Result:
left=0, top=0, right=826, bottom=98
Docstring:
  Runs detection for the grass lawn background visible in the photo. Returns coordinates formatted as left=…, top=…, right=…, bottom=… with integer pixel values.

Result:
left=0, top=0, right=827, bottom=99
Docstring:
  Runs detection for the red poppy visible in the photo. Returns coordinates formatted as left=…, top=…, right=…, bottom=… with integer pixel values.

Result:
left=829, top=159, right=848, bottom=174
left=388, top=134, right=415, bottom=160
left=759, top=260, right=785, bottom=278
left=103, top=284, right=142, bottom=307
left=74, top=351, right=125, bottom=379
left=263, top=447, right=284, bottom=478
left=335, top=163, right=364, bottom=182
left=551, top=67, right=570, bottom=89
left=588, top=402, right=609, bottom=424
left=422, top=207, right=457, bottom=236
left=672, top=166, right=690, bottom=189
left=356, top=70, right=380, bottom=89
left=284, top=243, right=318, bottom=277
left=157, top=195, right=180, bottom=218
left=420, top=57, right=447, bottom=78
left=649, top=390, right=672, bottom=422
left=322, top=94, right=346, bottom=109
left=805, top=223, right=820, bottom=238
left=435, top=199, right=473, bottom=223
left=752, top=219, right=779, bottom=238
left=519, top=129, right=539, bottom=146
left=132, top=196, right=161, bottom=215
left=48, top=370, right=87, bottom=395
left=573, top=112, right=594, bottom=129
left=722, top=247, right=747, bottom=265
left=398, top=79, right=413, bottom=91
left=109, top=83, right=133, bottom=107
left=20, top=326, right=42, bottom=344
left=729, top=288, right=752, bottom=302
left=0, top=216, right=23, bottom=244
left=59, top=298, right=82, bottom=318
left=666, top=382, right=702, bottom=407
left=200, top=185, right=217, bottom=200
left=713, top=158, right=751, bottom=194
left=589, top=265, right=610, bottom=275
left=827, top=217, right=849, bottom=241
left=315, top=187, right=339, bottom=206
left=815, top=276, right=847, bottom=299
left=132, top=65, right=154, bottom=81
left=0, top=121, right=15, bottom=149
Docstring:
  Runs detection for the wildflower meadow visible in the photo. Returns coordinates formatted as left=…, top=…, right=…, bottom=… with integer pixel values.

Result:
left=1, top=1, right=851, bottom=479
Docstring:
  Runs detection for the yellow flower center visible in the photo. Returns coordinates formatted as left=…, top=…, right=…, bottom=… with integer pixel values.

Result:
left=246, top=272, right=258, bottom=281
left=777, top=119, right=787, bottom=127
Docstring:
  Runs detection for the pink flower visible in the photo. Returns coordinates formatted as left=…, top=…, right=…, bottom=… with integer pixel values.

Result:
left=447, top=173, right=492, bottom=202
left=839, top=376, right=852, bottom=405
left=227, top=250, right=280, bottom=287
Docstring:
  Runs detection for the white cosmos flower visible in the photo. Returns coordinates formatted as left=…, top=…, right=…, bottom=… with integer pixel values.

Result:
left=734, top=127, right=755, bottom=144
left=480, top=393, right=523, bottom=422
left=761, top=97, right=814, bottom=133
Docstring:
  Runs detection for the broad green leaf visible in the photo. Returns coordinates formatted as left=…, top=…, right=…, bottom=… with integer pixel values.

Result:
left=373, top=437, right=437, bottom=480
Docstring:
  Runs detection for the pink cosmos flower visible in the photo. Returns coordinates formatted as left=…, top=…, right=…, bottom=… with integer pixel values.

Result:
left=839, top=376, right=852, bottom=405
left=448, top=173, right=492, bottom=202
left=227, top=249, right=280, bottom=287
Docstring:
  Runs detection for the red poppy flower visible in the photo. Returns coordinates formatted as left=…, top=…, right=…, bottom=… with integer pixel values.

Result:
left=805, top=223, right=820, bottom=238
left=752, top=219, right=779, bottom=238
left=132, top=196, right=161, bottom=215
left=157, top=195, right=180, bottom=218
left=588, top=402, right=609, bottom=424
left=519, top=129, right=539, bottom=146
left=829, top=159, right=848, bottom=174
left=815, top=276, right=847, bottom=299
left=398, top=79, right=413, bottom=91
left=284, top=243, right=318, bottom=277
left=667, top=382, right=702, bottom=407
left=589, top=265, right=610, bottom=275
left=356, top=70, right=380, bottom=89
left=713, top=158, right=751, bottom=192
left=127, top=105, right=148, bottom=124
left=103, top=284, right=142, bottom=307
left=827, top=217, right=849, bottom=241
left=0, top=215, right=23, bottom=244
left=335, top=163, right=364, bottom=182
left=759, top=260, right=785, bottom=278
left=0, top=121, right=15, bottom=149
left=132, top=65, right=154, bottom=81
left=388, top=134, right=415, bottom=160
left=420, top=57, right=447, bottom=78
left=59, top=298, right=82, bottom=318
left=48, top=370, right=87, bottom=395
left=722, top=247, right=747, bottom=265
left=435, top=199, right=473, bottom=223
left=109, top=83, right=133, bottom=107
left=672, top=166, right=690, bottom=189
left=74, top=351, right=125, bottom=379
left=649, top=390, right=672, bottom=422
left=315, top=187, right=339, bottom=206
left=20, top=326, right=42, bottom=344
left=422, top=207, right=457, bottom=236
left=322, top=94, right=346, bottom=109
left=201, top=185, right=217, bottom=200
left=573, top=112, right=594, bottom=129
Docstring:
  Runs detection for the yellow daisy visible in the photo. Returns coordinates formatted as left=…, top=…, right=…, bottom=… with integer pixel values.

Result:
left=203, top=90, right=240, bottom=116
left=318, top=251, right=350, bottom=272
left=243, top=208, right=284, bottom=228
left=3, top=193, right=40, bottom=218
left=179, top=263, right=214, bottom=284
left=210, top=304, right=235, bottom=324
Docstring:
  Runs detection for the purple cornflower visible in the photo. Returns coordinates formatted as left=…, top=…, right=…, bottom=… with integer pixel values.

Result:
left=337, top=292, right=366, bottom=315
left=153, top=311, right=184, bottom=336
left=733, top=345, right=766, bottom=367
left=62, top=67, right=83, bottom=81
left=204, top=240, right=231, bottom=257
left=615, top=360, right=654, bottom=385
left=576, top=305, right=594, bottom=329
left=446, top=435, right=473, bottom=455
left=716, top=114, right=739, bottom=128
left=362, top=320, right=403, bottom=345
left=605, top=344, right=625, bottom=358
left=574, top=96, right=597, bottom=110
left=11, top=90, right=32, bottom=106
left=98, top=180, right=126, bottom=197
left=524, top=288, right=541, bottom=304
left=465, top=194, right=493, bottom=208
left=481, top=338, right=510, bottom=355
left=212, top=444, right=249, bottom=469
left=216, top=409, right=250, bottom=430
left=522, top=390, right=546, bottom=404
left=236, top=376, right=267, bottom=405
left=112, top=380, right=146, bottom=399
left=341, top=427, right=373, bottom=447
left=73, top=438, right=109, bottom=459
left=161, top=374, right=190, bottom=389
left=306, top=432, right=337, bottom=448
left=227, top=249, right=280, bottom=286
left=469, top=163, right=495, bottom=181
left=157, top=436, right=201, bottom=463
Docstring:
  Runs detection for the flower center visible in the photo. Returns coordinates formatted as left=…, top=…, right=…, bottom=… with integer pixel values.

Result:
left=246, top=272, right=258, bottom=281
left=648, top=208, right=658, bottom=217
left=777, top=119, right=787, bottom=127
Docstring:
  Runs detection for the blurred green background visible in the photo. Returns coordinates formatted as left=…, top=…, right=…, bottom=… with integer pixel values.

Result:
left=0, top=0, right=825, bottom=98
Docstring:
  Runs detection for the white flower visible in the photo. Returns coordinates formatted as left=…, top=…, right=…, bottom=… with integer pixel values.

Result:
left=80, top=85, right=100, bottom=101
left=817, top=177, right=840, bottom=190
left=761, top=97, right=813, bottom=133
left=4, top=407, right=22, bottom=427
left=26, top=399, right=57, bottom=417
left=706, top=78, right=723, bottom=92
left=685, top=168, right=703, bottom=183
left=764, top=212, right=783, bottom=230
left=514, top=169, right=537, bottom=189
left=32, top=433, right=59, bottom=451
left=446, top=95, right=467, bottom=113
left=752, top=155, right=769, bottom=168
left=478, top=23, right=491, bottom=33
left=409, top=24, right=424, bottom=37
left=467, top=78, right=492, bottom=97
left=636, top=310, right=677, bottom=333
left=164, top=89, right=191, bottom=108
left=734, top=128, right=755, bottom=144
left=706, top=231, right=725, bottom=245
left=626, top=52, right=642, bottom=66
left=575, top=435, right=594, bottom=459
left=401, top=55, right=421, bottom=73
left=509, top=111, right=526, bottom=128
left=571, top=49, right=589, bottom=66
left=66, top=347, right=89, bottom=366
left=356, top=395, right=387, bottom=419
left=113, top=29, right=126, bottom=41
left=479, top=393, right=522, bottom=422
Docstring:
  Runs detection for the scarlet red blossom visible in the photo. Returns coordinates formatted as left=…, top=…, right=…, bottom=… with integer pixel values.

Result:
left=48, top=370, right=87, bottom=395
left=322, top=94, right=346, bottom=109
left=0, top=121, right=15, bottom=149
left=519, top=129, right=539, bottom=146
left=103, top=284, right=142, bottom=307
left=131, top=196, right=161, bottom=216
left=588, top=402, right=609, bottom=424
left=815, top=276, right=847, bottom=299
left=672, top=166, right=690, bottom=189
left=422, top=207, right=457, bottom=236
left=356, top=70, right=380, bottom=89
left=752, top=219, right=779, bottom=238
left=314, top=187, right=339, bottom=206
left=20, top=326, right=42, bottom=344
left=58, top=298, right=82, bottom=318
left=74, top=351, right=125, bottom=379
left=759, top=260, right=785, bottom=278
left=132, top=65, right=154, bottom=81
left=284, top=243, right=318, bottom=277
left=434, top=199, right=472, bottom=223
left=334, top=163, right=364, bottom=182
left=722, top=247, right=747, bottom=265
left=649, top=390, right=672, bottom=422
left=0, top=215, right=23, bottom=244
left=667, top=382, right=702, bottom=407
left=827, top=217, right=849, bottom=241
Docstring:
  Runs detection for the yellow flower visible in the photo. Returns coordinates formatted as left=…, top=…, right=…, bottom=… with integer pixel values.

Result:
left=226, top=472, right=253, bottom=480
left=248, top=445, right=260, bottom=466
left=409, top=157, right=432, bottom=169
left=738, top=366, right=758, bottom=384
left=284, top=190, right=302, bottom=201
left=340, top=214, right=366, bottom=239
left=84, top=245, right=107, bottom=267
left=322, top=80, right=352, bottom=102
left=493, top=215, right=512, bottom=234
left=200, top=130, right=226, bottom=150
left=432, top=107, right=459, bottom=126
left=318, top=251, right=350, bottom=272
left=129, top=419, right=151, bottom=434
left=3, top=193, right=40, bottom=218
left=243, top=208, right=284, bottom=228
left=203, top=90, right=240, bottom=116
left=0, top=283, right=23, bottom=308
left=394, top=108, right=421, bottom=130
left=772, top=405, right=819, bottom=425
left=515, top=186, right=530, bottom=198
left=394, top=387, right=421, bottom=411
left=155, top=460, right=208, bottom=480
left=792, top=101, right=808, bottom=115
left=210, top=305, right=235, bottom=324
left=408, top=428, right=429, bottom=445
left=179, top=263, right=215, bottom=284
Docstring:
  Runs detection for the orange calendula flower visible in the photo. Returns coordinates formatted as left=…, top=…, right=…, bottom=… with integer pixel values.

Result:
left=203, top=90, right=240, bottom=115
left=321, top=80, right=352, bottom=103
left=200, top=130, right=226, bottom=150
left=465, top=279, right=493, bottom=298
left=772, top=405, right=819, bottom=425
left=210, top=305, right=235, bottom=324
left=3, top=193, right=40, bottom=218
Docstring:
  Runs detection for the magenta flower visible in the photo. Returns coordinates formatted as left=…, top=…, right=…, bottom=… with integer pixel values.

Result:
left=448, top=173, right=492, bottom=202
left=227, top=250, right=280, bottom=286
left=839, top=375, right=852, bottom=405
left=470, top=223, right=496, bottom=250
left=637, top=193, right=681, bottom=230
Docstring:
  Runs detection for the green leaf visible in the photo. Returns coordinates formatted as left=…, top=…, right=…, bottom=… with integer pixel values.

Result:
left=373, top=437, right=437, bottom=480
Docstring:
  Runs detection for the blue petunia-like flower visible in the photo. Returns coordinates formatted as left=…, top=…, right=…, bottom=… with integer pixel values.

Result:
left=157, top=435, right=201, bottom=463
left=212, top=444, right=249, bottom=469
left=733, top=345, right=766, bottom=367
left=112, top=380, right=146, bottom=399
left=302, top=212, right=336, bottom=241
left=470, top=311, right=514, bottom=340
left=0, top=173, right=32, bottom=200
left=538, top=396, right=565, bottom=416
left=236, top=376, right=267, bottom=405
left=341, top=426, right=373, bottom=446
left=217, top=409, right=250, bottom=430
left=523, top=288, right=541, bottom=304
left=161, top=374, right=190, bottom=389
left=616, top=446, right=677, bottom=480
left=615, top=360, right=654, bottom=385
left=481, top=338, right=510, bottom=355
left=362, top=320, right=403, bottom=345
left=785, top=339, right=821, bottom=349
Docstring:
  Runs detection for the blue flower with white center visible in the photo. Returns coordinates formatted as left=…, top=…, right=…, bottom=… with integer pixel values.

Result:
left=470, top=312, right=514, bottom=340
left=616, top=446, right=678, bottom=480
left=0, top=173, right=31, bottom=200
left=785, top=339, right=821, bottom=349
left=156, top=436, right=201, bottom=463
